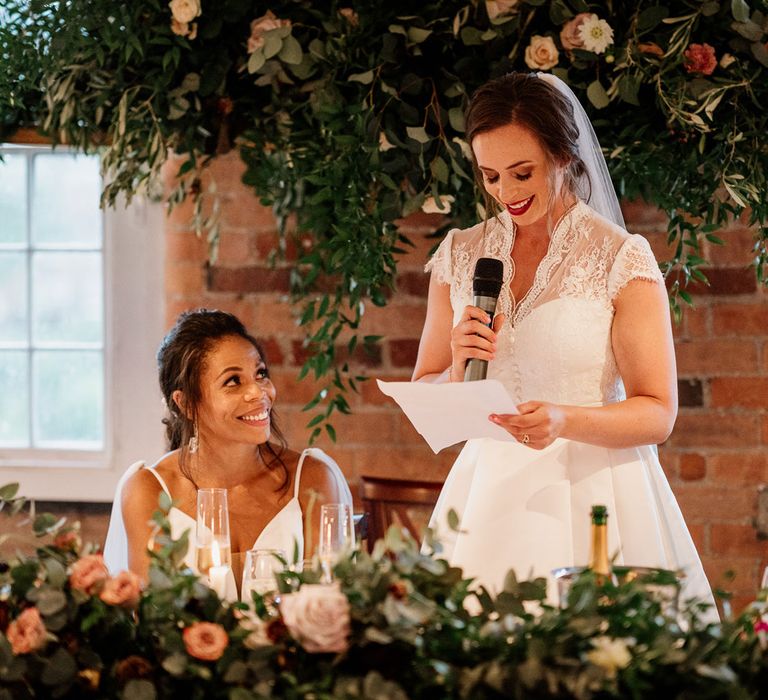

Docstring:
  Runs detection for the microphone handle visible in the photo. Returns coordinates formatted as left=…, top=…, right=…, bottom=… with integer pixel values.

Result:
left=463, top=293, right=498, bottom=382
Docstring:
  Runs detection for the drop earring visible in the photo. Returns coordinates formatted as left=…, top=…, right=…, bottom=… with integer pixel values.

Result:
left=188, top=424, right=199, bottom=454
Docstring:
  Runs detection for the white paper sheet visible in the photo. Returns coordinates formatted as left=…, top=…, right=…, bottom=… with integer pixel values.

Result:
left=376, top=379, right=520, bottom=453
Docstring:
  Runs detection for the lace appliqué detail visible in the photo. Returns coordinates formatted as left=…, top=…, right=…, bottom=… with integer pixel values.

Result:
left=558, top=235, right=614, bottom=306
left=607, top=235, right=663, bottom=301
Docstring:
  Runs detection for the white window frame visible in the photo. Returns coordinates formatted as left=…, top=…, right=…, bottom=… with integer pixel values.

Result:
left=0, top=144, right=166, bottom=501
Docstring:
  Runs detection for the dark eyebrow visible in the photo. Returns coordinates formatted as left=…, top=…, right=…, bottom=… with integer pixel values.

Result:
left=216, top=359, right=265, bottom=380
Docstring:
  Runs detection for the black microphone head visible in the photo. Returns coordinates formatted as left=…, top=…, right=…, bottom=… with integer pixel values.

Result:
left=472, top=257, right=504, bottom=297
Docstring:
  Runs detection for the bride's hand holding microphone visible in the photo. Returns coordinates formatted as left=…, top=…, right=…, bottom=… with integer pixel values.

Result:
left=449, top=307, right=504, bottom=382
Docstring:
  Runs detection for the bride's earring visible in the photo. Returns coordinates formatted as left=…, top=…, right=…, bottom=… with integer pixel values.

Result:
left=188, top=424, right=199, bottom=454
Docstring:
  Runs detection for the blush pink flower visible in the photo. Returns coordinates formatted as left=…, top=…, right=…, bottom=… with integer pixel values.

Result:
left=247, top=10, right=291, bottom=54
left=99, top=570, right=142, bottom=608
left=279, top=583, right=350, bottom=654
left=69, top=554, right=109, bottom=595
left=6, top=607, right=47, bottom=655
left=53, top=530, right=82, bottom=553
left=560, top=13, right=592, bottom=51
left=183, top=622, right=229, bottom=661
left=683, top=43, right=717, bottom=75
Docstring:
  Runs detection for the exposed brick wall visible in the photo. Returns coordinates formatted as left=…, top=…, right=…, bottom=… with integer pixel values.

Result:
left=161, top=153, right=768, bottom=610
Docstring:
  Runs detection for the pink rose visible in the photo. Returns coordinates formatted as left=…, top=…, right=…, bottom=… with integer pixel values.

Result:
left=560, top=13, right=592, bottom=51
left=183, top=622, right=229, bottom=661
left=279, top=583, right=350, bottom=654
left=69, top=554, right=109, bottom=595
left=247, top=10, right=291, bottom=54
left=338, top=8, right=359, bottom=27
left=7, top=607, right=47, bottom=655
left=683, top=43, right=717, bottom=75
left=485, top=0, right=519, bottom=20
left=99, top=570, right=142, bottom=608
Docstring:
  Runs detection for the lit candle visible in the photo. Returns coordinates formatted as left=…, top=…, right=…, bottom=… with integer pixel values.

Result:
left=208, top=540, right=229, bottom=598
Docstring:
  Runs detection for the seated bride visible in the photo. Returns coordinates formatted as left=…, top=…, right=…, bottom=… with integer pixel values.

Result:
left=103, top=309, right=352, bottom=596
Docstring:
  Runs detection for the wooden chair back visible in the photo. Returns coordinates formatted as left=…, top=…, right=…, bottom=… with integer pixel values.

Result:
left=359, top=476, right=442, bottom=552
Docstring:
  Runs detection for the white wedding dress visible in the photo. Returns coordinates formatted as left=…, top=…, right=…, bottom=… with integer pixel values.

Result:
left=425, top=200, right=715, bottom=611
left=103, top=447, right=351, bottom=601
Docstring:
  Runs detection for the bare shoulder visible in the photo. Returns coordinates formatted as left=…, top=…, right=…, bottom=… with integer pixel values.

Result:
left=121, top=452, right=178, bottom=514
left=296, top=449, right=350, bottom=505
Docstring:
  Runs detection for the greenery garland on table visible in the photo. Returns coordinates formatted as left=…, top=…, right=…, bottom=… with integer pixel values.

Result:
left=1, top=0, right=767, bottom=436
left=2, top=482, right=768, bottom=700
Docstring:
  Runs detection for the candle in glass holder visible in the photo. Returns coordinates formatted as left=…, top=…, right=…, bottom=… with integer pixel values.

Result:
left=207, top=540, right=230, bottom=598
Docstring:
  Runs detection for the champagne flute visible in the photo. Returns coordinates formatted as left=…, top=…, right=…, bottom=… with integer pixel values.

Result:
left=318, top=503, right=355, bottom=583
left=242, top=548, right=286, bottom=602
left=195, top=488, right=232, bottom=597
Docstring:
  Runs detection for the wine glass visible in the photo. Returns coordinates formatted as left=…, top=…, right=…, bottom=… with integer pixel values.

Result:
left=318, top=503, right=355, bottom=583
left=195, top=488, right=232, bottom=597
left=242, top=548, right=286, bottom=602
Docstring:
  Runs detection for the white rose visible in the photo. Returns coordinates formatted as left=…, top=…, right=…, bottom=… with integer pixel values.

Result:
left=168, top=0, right=200, bottom=24
left=585, top=636, right=633, bottom=678
left=238, top=611, right=272, bottom=649
left=421, top=195, right=455, bottom=215
left=578, top=14, right=614, bottom=55
left=248, top=10, right=291, bottom=54
left=485, top=0, right=519, bottom=20
left=279, top=583, right=350, bottom=654
left=524, top=35, right=560, bottom=71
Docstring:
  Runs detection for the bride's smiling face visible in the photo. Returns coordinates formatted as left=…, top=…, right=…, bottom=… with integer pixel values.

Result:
left=472, top=122, right=565, bottom=227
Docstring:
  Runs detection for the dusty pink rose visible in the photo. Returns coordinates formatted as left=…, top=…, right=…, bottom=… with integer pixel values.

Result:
left=485, top=0, right=519, bottom=20
left=171, top=18, right=198, bottom=39
left=524, top=35, right=559, bottom=71
left=683, top=43, right=717, bottom=75
left=279, top=583, right=350, bottom=654
left=338, top=7, right=359, bottom=26
left=69, top=554, right=109, bottom=595
left=247, top=10, right=291, bottom=54
left=6, top=607, right=47, bottom=655
left=99, top=570, right=142, bottom=608
left=183, top=622, right=229, bottom=661
left=560, top=13, right=591, bottom=51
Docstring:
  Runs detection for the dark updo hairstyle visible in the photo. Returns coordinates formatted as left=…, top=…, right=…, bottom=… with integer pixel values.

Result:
left=465, top=71, right=591, bottom=218
left=157, top=308, right=288, bottom=489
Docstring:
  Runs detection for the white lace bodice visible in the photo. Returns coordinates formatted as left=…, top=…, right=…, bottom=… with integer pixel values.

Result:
left=426, top=200, right=663, bottom=406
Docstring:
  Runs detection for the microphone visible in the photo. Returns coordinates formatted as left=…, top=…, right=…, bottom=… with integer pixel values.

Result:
left=464, top=257, right=504, bottom=381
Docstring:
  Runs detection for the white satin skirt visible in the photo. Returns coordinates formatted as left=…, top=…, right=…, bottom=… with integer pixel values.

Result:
left=427, top=437, right=716, bottom=614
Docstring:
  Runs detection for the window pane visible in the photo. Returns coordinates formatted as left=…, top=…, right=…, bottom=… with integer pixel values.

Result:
left=31, top=154, right=101, bottom=247
left=0, top=252, right=28, bottom=343
left=32, top=252, right=103, bottom=344
left=0, top=153, right=27, bottom=244
left=0, top=350, right=30, bottom=447
left=33, top=350, right=103, bottom=448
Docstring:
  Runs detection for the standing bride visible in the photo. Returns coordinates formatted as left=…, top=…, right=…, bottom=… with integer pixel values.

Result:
left=412, top=71, right=714, bottom=610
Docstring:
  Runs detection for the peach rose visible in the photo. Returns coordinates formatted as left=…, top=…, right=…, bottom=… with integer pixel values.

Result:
left=7, top=607, right=47, bottom=655
left=69, top=554, right=109, bottom=595
left=183, top=621, right=229, bottom=661
left=524, top=35, right=559, bottom=71
left=168, top=0, right=200, bottom=24
left=53, top=530, right=81, bottom=553
left=248, top=10, right=291, bottom=54
left=684, top=43, right=717, bottom=75
left=560, top=13, right=591, bottom=51
left=279, top=583, right=350, bottom=654
left=99, top=570, right=142, bottom=608
left=338, top=8, right=359, bottom=27
left=171, top=18, right=198, bottom=39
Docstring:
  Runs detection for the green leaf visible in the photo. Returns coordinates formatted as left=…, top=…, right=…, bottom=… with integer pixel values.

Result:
left=36, top=588, right=67, bottom=616
left=448, top=107, right=465, bottom=132
left=248, top=50, right=266, bottom=73
left=41, top=648, right=77, bottom=686
left=586, top=80, right=610, bottom=109
left=124, top=680, right=158, bottom=700
left=406, top=126, right=430, bottom=144
left=430, top=156, right=449, bottom=183
left=278, top=35, right=302, bottom=65
left=751, top=40, right=768, bottom=66
left=618, top=75, right=641, bottom=106
left=637, top=5, right=669, bottom=31
left=407, top=27, right=432, bottom=44
left=731, top=0, right=751, bottom=22
left=348, top=69, right=374, bottom=84
left=263, top=32, right=283, bottom=59
left=701, top=1, right=720, bottom=16
left=460, top=26, right=484, bottom=45
left=0, top=482, right=19, bottom=500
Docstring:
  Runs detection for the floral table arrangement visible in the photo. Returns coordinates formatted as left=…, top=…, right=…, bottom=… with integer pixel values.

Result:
left=2, top=483, right=768, bottom=699
left=2, top=1, right=767, bottom=437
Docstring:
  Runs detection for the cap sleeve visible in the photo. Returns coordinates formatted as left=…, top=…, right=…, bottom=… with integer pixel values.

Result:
left=424, top=229, right=456, bottom=286
left=607, top=234, right=664, bottom=301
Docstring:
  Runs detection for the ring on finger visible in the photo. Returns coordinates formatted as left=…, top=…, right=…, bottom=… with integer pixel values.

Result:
left=522, top=433, right=530, bottom=445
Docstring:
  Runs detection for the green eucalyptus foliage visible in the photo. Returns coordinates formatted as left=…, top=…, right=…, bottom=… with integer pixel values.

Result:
left=1, top=0, right=767, bottom=437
